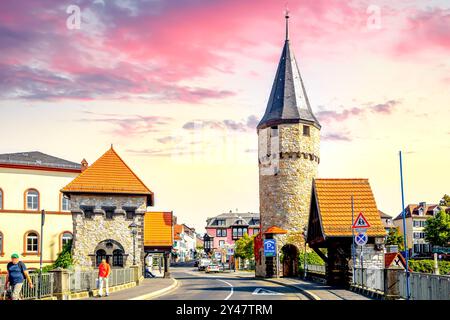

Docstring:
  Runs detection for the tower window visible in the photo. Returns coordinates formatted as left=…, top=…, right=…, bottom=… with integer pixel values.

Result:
left=303, top=125, right=310, bottom=136
left=271, top=126, right=278, bottom=137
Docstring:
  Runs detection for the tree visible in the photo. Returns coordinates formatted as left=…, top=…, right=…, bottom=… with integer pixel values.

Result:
left=234, top=233, right=255, bottom=260
left=386, top=228, right=404, bottom=250
left=424, top=209, right=450, bottom=247
left=439, top=194, right=450, bottom=206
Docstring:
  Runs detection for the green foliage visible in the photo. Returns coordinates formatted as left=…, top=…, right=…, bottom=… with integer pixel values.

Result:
left=409, top=259, right=450, bottom=275
left=298, top=249, right=325, bottom=271
left=386, top=228, right=404, bottom=250
left=234, top=233, right=255, bottom=260
left=40, top=241, right=73, bottom=273
left=424, top=210, right=450, bottom=247
left=439, top=194, right=450, bottom=206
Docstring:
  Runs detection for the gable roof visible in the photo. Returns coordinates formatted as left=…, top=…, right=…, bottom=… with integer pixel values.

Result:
left=61, top=147, right=153, bottom=204
left=144, top=212, right=173, bottom=247
left=312, top=179, right=385, bottom=238
left=174, top=224, right=183, bottom=241
left=206, top=212, right=260, bottom=228
left=0, top=151, right=81, bottom=172
left=257, top=15, right=320, bottom=130
left=378, top=210, right=392, bottom=219
left=393, top=204, right=446, bottom=220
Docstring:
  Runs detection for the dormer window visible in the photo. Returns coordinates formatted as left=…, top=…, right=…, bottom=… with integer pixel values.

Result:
left=216, top=219, right=225, bottom=226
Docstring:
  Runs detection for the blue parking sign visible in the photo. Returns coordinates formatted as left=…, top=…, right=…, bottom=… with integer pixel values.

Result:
left=264, top=239, right=276, bottom=257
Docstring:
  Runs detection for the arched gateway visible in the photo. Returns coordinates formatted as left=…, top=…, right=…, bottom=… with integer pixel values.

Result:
left=281, top=244, right=299, bottom=277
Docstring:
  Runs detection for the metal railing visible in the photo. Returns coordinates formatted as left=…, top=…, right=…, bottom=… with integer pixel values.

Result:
left=306, top=264, right=326, bottom=275
left=398, top=271, right=450, bottom=300
left=0, top=273, right=54, bottom=300
left=68, top=268, right=136, bottom=292
left=353, top=268, right=384, bottom=292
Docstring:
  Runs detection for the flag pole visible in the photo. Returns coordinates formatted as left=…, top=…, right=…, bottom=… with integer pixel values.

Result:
left=399, top=151, right=411, bottom=299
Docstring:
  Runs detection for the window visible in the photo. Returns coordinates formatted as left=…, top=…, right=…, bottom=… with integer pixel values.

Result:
left=254, top=228, right=260, bottom=235
left=112, top=249, right=124, bottom=267
left=216, top=219, right=225, bottom=226
left=96, top=249, right=107, bottom=267
left=413, top=244, right=420, bottom=253
left=0, top=189, right=3, bottom=210
left=219, top=240, right=225, bottom=248
left=271, top=126, right=279, bottom=137
left=61, top=232, right=73, bottom=248
left=216, top=229, right=227, bottom=237
left=26, top=189, right=39, bottom=210
left=26, top=232, right=39, bottom=253
left=232, top=227, right=248, bottom=240
left=62, top=195, right=70, bottom=211
left=303, top=125, right=310, bottom=136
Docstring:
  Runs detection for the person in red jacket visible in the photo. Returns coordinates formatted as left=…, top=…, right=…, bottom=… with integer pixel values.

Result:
left=98, top=259, right=111, bottom=297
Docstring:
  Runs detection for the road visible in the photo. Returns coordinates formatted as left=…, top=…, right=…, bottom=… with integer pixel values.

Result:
left=153, top=263, right=309, bottom=300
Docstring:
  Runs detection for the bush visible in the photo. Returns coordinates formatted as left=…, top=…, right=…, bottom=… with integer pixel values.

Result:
left=39, top=241, right=73, bottom=273
left=409, top=259, right=450, bottom=274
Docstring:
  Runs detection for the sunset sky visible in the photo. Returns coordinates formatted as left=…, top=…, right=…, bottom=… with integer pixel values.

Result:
left=0, top=0, right=449, bottom=232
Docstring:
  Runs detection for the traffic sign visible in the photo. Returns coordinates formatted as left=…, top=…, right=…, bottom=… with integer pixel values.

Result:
left=264, top=239, right=276, bottom=257
left=355, top=232, right=368, bottom=246
left=352, top=212, right=371, bottom=229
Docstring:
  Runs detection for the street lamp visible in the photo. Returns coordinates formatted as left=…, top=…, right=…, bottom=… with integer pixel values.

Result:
left=128, top=222, right=137, bottom=265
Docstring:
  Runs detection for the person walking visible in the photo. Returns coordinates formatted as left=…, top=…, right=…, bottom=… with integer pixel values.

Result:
left=4, top=253, right=33, bottom=300
left=98, top=258, right=111, bottom=297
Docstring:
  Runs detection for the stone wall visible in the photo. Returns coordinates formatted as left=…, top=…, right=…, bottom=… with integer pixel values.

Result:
left=70, top=194, right=146, bottom=269
left=352, top=245, right=385, bottom=269
left=257, top=123, right=320, bottom=277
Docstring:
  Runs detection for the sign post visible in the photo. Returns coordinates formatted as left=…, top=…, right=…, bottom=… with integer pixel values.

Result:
left=352, top=211, right=370, bottom=287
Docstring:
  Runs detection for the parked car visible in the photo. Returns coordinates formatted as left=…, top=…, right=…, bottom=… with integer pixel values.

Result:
left=205, top=264, right=220, bottom=273
left=198, top=258, right=211, bottom=271
left=194, top=259, right=199, bottom=267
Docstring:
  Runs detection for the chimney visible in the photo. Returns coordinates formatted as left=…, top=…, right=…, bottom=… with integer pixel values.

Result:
left=81, top=159, right=88, bottom=172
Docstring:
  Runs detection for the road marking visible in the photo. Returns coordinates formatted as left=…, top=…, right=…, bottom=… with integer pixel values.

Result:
left=252, top=288, right=284, bottom=296
left=217, top=279, right=233, bottom=300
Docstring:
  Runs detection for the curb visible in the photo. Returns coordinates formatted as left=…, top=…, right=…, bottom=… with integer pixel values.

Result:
left=129, top=278, right=179, bottom=300
left=234, top=274, right=320, bottom=300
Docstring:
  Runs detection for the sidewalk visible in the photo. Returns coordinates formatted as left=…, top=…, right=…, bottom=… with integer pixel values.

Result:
left=83, top=277, right=177, bottom=300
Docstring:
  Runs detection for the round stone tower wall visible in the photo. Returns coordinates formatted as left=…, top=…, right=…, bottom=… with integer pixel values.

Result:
left=259, top=122, right=320, bottom=250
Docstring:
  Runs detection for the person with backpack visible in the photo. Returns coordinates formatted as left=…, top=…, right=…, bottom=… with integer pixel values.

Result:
left=4, top=253, right=33, bottom=300
left=97, top=258, right=111, bottom=297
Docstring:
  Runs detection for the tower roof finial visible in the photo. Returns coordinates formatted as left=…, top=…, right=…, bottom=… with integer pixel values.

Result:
left=285, top=5, right=290, bottom=41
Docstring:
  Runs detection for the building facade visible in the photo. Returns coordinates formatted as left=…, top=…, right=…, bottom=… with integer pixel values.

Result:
left=205, top=211, right=260, bottom=249
left=172, top=224, right=199, bottom=262
left=393, top=202, right=448, bottom=257
left=62, top=147, right=153, bottom=269
left=256, top=13, right=320, bottom=278
left=379, top=210, right=395, bottom=234
left=0, top=151, right=82, bottom=271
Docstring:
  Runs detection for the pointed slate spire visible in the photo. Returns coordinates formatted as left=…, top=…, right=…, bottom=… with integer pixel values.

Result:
left=257, top=13, right=320, bottom=130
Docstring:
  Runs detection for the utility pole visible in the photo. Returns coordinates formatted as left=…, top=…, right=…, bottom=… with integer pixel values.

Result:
left=351, top=196, right=356, bottom=284
left=399, top=151, right=411, bottom=299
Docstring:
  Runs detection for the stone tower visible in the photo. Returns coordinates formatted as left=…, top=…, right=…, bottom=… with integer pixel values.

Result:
left=255, top=12, right=321, bottom=278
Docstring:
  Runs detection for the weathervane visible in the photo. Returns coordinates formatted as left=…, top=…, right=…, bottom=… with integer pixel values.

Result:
left=285, top=4, right=290, bottom=41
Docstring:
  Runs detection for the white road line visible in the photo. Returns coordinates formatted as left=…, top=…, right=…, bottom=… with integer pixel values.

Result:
left=217, top=279, right=234, bottom=300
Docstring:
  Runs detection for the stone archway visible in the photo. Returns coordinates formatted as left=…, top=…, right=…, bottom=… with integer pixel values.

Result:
left=281, top=244, right=299, bottom=277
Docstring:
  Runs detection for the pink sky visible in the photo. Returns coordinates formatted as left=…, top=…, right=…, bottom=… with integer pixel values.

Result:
left=0, top=0, right=449, bottom=231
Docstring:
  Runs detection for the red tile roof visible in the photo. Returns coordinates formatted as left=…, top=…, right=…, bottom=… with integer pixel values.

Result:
left=264, top=226, right=288, bottom=234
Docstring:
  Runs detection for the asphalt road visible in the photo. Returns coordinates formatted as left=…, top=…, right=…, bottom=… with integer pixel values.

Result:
left=153, top=264, right=309, bottom=300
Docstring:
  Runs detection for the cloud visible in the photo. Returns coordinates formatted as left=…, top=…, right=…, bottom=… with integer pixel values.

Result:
left=79, top=112, right=173, bottom=136
left=317, top=100, right=400, bottom=123
left=183, top=115, right=259, bottom=132
left=322, top=133, right=352, bottom=142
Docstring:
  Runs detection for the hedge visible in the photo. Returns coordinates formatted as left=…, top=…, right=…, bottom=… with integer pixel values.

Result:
left=409, top=259, right=450, bottom=275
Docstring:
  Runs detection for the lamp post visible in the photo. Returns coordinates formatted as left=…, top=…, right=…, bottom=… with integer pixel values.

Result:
left=128, top=222, right=137, bottom=266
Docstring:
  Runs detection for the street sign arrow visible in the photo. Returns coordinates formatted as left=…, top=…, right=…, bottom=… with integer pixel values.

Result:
left=352, top=212, right=371, bottom=229
left=252, top=288, right=284, bottom=296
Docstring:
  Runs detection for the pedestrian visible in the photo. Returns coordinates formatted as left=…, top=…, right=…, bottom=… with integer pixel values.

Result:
left=98, top=258, right=111, bottom=297
left=145, top=255, right=155, bottom=278
left=4, top=253, right=33, bottom=300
